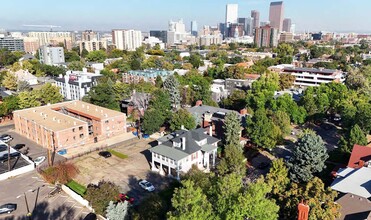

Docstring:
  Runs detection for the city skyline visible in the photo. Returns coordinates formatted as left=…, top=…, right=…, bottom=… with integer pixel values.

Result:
left=0, top=0, right=370, bottom=33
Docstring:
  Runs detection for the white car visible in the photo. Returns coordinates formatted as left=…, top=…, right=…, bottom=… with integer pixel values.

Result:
left=138, top=180, right=155, bottom=192
left=34, top=156, right=46, bottom=166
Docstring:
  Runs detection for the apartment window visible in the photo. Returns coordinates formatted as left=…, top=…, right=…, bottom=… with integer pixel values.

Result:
left=72, top=128, right=75, bottom=132
left=79, top=126, right=83, bottom=131
left=105, top=120, right=109, bottom=124
left=80, top=134, right=84, bottom=138
left=73, top=136, right=76, bottom=140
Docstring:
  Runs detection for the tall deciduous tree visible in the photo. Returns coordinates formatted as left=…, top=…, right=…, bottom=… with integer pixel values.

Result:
left=2, top=72, right=17, bottom=91
left=163, top=75, right=181, bottom=110
left=223, top=112, right=241, bottom=147
left=170, top=109, right=196, bottom=131
left=86, top=50, right=107, bottom=63
left=288, top=133, right=329, bottom=183
left=18, top=91, right=41, bottom=109
left=266, top=159, right=290, bottom=196
left=88, top=82, right=119, bottom=110
left=168, top=180, right=215, bottom=220
left=37, top=83, right=63, bottom=104
left=218, top=144, right=246, bottom=176
left=349, top=124, right=368, bottom=148
left=273, top=110, right=291, bottom=137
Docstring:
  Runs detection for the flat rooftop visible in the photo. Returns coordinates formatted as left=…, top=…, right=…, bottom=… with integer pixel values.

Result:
left=14, top=101, right=126, bottom=132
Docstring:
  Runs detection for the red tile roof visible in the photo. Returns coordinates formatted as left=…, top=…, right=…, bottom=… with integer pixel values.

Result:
left=347, top=144, right=371, bottom=168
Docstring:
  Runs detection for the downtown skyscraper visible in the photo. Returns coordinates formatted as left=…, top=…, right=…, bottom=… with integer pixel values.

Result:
left=251, top=10, right=260, bottom=30
left=269, top=1, right=284, bottom=32
left=225, top=4, right=238, bottom=24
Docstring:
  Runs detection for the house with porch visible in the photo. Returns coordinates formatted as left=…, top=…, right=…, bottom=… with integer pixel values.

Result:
left=150, top=127, right=219, bottom=179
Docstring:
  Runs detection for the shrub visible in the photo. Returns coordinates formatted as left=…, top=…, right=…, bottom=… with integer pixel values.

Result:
left=66, top=180, right=87, bottom=196
left=41, top=163, right=79, bottom=184
left=84, top=180, right=120, bottom=216
left=108, top=149, right=128, bottom=159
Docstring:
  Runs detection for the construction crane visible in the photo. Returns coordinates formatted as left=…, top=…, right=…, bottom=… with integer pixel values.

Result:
left=22, top=24, right=62, bottom=32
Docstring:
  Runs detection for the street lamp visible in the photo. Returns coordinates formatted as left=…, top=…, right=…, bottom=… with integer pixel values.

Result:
left=16, top=185, right=45, bottom=219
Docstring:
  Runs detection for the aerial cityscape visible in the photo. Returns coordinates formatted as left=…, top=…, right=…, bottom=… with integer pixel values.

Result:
left=0, top=1, right=370, bottom=220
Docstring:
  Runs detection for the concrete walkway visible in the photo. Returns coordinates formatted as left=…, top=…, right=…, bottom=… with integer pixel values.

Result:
left=62, top=132, right=138, bottom=159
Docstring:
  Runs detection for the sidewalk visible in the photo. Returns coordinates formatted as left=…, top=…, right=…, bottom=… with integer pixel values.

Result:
left=62, top=132, right=138, bottom=159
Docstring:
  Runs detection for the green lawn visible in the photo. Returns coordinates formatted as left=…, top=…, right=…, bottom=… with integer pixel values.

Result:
left=66, top=180, right=87, bottom=196
left=108, top=149, right=128, bottom=159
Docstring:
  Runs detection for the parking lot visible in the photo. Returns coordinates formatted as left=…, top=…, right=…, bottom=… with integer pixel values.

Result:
left=73, top=138, right=171, bottom=203
left=0, top=171, right=91, bottom=220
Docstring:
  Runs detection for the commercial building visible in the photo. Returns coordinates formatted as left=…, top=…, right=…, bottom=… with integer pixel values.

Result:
left=201, top=26, right=220, bottom=36
left=269, top=65, right=346, bottom=87
left=225, top=4, right=238, bottom=24
left=251, top=10, right=260, bottom=31
left=123, top=69, right=173, bottom=84
left=149, top=30, right=167, bottom=43
left=228, top=24, right=245, bottom=38
left=38, top=46, right=65, bottom=65
left=167, top=19, right=195, bottom=46
left=22, top=37, right=40, bottom=54
left=54, top=69, right=102, bottom=100
left=238, top=17, right=254, bottom=36
left=191, top=21, right=198, bottom=37
left=279, top=32, right=294, bottom=42
left=28, top=32, right=75, bottom=50
left=112, top=29, right=142, bottom=51
left=79, top=40, right=107, bottom=53
left=143, top=36, right=165, bottom=49
left=81, top=30, right=99, bottom=41
left=150, top=128, right=219, bottom=179
left=282, top=18, right=292, bottom=33
left=0, top=37, right=24, bottom=51
left=13, top=101, right=127, bottom=150
left=254, top=25, right=279, bottom=48
left=199, top=35, right=223, bottom=46
left=269, top=1, right=284, bottom=32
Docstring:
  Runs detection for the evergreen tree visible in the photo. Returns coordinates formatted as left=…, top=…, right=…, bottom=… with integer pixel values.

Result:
left=349, top=124, right=368, bottom=147
left=223, top=112, right=241, bottom=147
left=17, top=80, right=31, bottom=92
left=2, top=72, right=17, bottom=91
left=163, top=75, right=181, bottom=110
left=288, top=133, right=329, bottom=183
left=218, top=144, right=246, bottom=176
left=168, top=180, right=215, bottom=220
left=106, top=201, right=128, bottom=220
left=155, top=75, right=163, bottom=88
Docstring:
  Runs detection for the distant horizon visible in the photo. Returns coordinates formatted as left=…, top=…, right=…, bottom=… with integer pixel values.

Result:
left=1, top=0, right=371, bottom=33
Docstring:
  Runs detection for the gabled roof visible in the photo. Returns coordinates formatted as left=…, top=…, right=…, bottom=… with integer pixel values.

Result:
left=336, top=193, right=371, bottom=220
left=150, top=128, right=220, bottom=161
left=348, top=144, right=371, bottom=168
left=331, top=167, right=371, bottom=199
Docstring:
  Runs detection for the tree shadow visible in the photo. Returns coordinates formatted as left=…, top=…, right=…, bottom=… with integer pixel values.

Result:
left=140, top=149, right=152, bottom=168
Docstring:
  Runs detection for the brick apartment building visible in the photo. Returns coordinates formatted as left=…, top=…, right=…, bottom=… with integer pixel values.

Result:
left=13, top=101, right=127, bottom=151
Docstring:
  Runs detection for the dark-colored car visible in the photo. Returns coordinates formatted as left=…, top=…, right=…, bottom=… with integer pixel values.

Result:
left=83, top=213, right=97, bottom=220
left=0, top=203, right=17, bottom=214
left=13, top=144, right=26, bottom=150
left=0, top=145, right=7, bottom=152
left=257, top=162, right=270, bottom=170
left=0, top=152, right=20, bottom=162
left=98, top=151, right=111, bottom=158
left=118, top=193, right=135, bottom=204
left=0, top=134, right=12, bottom=143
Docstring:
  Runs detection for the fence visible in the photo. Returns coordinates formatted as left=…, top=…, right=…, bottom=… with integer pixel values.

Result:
left=0, top=161, right=34, bottom=181
left=61, top=184, right=93, bottom=211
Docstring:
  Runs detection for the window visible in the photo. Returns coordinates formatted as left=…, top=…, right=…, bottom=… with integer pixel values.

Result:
left=80, top=134, right=84, bottom=138
left=105, top=120, right=109, bottom=124
left=72, top=128, right=75, bottom=132
left=79, top=126, right=83, bottom=131
left=73, top=136, right=76, bottom=140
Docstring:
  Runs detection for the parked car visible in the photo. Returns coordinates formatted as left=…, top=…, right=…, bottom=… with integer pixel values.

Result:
left=0, top=203, right=17, bottom=214
left=118, top=193, right=135, bottom=204
left=138, top=179, right=155, bottom=192
left=0, top=145, right=7, bottom=152
left=98, top=151, right=111, bottom=158
left=0, top=152, right=20, bottom=162
left=13, top=144, right=26, bottom=150
left=83, top=213, right=97, bottom=220
left=0, top=134, right=12, bottom=143
left=34, top=156, right=46, bottom=166
left=257, top=162, right=270, bottom=170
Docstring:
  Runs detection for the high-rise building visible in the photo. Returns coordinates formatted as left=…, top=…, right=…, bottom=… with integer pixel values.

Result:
left=149, top=30, right=167, bottom=43
left=279, top=32, right=294, bottom=42
left=290, top=24, right=296, bottom=34
left=251, top=10, right=260, bottom=30
left=191, top=21, right=198, bottom=37
left=0, top=37, right=24, bottom=51
left=112, top=29, right=142, bottom=51
left=38, top=46, right=65, bottom=65
left=79, top=40, right=107, bottom=53
left=269, top=1, right=284, bottom=32
left=254, top=25, right=279, bottom=48
left=81, top=30, right=99, bottom=41
left=282, top=18, right=292, bottom=32
left=28, top=32, right=75, bottom=49
left=167, top=19, right=194, bottom=46
left=238, top=18, right=254, bottom=36
left=226, top=4, right=238, bottom=25
left=229, top=24, right=244, bottom=38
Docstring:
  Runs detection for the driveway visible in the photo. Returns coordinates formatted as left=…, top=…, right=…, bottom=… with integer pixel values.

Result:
left=0, top=171, right=90, bottom=220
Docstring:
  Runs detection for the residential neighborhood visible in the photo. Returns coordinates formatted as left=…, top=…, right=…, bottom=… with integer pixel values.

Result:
left=0, top=1, right=371, bottom=220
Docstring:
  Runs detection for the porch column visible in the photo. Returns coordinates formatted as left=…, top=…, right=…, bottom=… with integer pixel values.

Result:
left=176, top=161, right=180, bottom=180
left=168, top=160, right=171, bottom=176
left=159, top=161, right=164, bottom=175
left=206, top=152, right=210, bottom=170
left=151, top=153, right=155, bottom=171
left=212, top=150, right=216, bottom=167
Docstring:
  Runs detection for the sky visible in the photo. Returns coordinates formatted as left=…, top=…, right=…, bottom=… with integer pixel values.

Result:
left=0, top=0, right=370, bottom=33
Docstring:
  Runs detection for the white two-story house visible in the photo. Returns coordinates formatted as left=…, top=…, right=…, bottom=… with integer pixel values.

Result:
left=150, top=127, right=219, bottom=180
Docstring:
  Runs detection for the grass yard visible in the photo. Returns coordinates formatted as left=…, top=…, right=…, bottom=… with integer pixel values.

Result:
left=66, top=180, right=87, bottom=196
left=108, top=149, right=128, bottom=159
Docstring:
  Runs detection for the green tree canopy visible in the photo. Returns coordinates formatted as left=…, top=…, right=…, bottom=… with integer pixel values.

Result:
left=170, top=109, right=196, bottom=131
left=163, top=75, right=181, bottom=110
left=2, top=72, right=17, bottom=91
left=223, top=112, right=241, bottom=147
left=88, top=81, right=119, bottom=110
left=37, top=83, right=63, bottom=104
left=86, top=50, right=107, bottom=63
left=288, top=133, right=329, bottom=183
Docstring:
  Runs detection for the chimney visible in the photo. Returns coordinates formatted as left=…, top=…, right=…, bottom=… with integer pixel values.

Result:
left=359, top=160, right=365, bottom=168
left=182, top=137, right=186, bottom=150
left=297, top=201, right=309, bottom=220
left=195, top=100, right=203, bottom=106
left=240, top=108, right=247, bottom=115
left=181, top=125, right=185, bottom=130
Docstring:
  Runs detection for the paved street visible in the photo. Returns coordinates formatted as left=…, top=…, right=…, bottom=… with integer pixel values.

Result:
left=0, top=171, right=90, bottom=220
